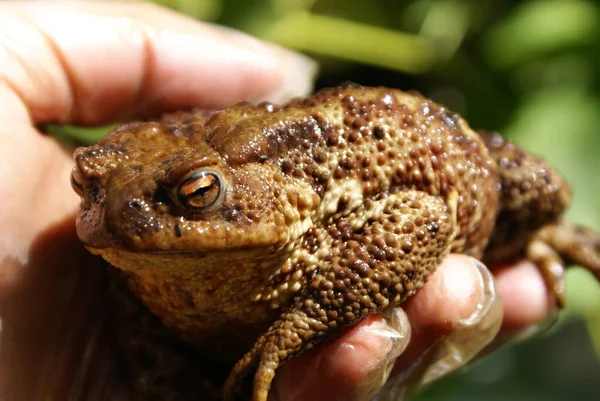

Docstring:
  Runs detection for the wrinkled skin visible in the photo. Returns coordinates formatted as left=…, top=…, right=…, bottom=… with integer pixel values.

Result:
left=72, top=85, right=600, bottom=401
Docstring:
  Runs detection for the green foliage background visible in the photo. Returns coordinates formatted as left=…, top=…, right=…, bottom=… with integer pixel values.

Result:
left=60, top=0, right=600, bottom=399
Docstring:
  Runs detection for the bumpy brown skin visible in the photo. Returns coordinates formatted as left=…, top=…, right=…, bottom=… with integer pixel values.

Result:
left=72, top=85, right=600, bottom=401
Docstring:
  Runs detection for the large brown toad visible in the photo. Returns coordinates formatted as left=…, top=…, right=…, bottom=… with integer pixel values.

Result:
left=71, top=85, right=600, bottom=401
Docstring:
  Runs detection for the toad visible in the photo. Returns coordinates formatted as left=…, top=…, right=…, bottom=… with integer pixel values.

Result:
left=71, top=85, right=600, bottom=400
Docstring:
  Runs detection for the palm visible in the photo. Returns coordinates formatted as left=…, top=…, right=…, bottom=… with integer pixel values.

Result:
left=0, top=136, right=124, bottom=399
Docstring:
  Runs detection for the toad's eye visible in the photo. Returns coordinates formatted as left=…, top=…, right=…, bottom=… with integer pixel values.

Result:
left=71, top=168, right=84, bottom=196
left=177, top=170, right=223, bottom=209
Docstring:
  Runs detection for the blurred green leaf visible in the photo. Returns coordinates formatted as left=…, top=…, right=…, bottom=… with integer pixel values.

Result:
left=513, top=53, right=594, bottom=93
left=419, top=0, right=470, bottom=60
left=263, top=11, right=436, bottom=73
left=484, top=0, right=599, bottom=69
left=46, top=124, right=115, bottom=146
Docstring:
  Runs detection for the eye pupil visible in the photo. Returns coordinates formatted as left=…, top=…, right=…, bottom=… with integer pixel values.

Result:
left=178, top=171, right=222, bottom=208
left=182, top=176, right=215, bottom=197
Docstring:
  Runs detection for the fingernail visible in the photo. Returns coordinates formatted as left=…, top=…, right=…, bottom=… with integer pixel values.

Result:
left=459, top=258, right=501, bottom=326
left=470, top=262, right=560, bottom=362
left=352, top=308, right=412, bottom=401
left=420, top=258, right=502, bottom=385
left=375, top=258, right=504, bottom=401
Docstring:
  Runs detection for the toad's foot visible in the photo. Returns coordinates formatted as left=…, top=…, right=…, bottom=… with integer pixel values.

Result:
left=527, top=220, right=600, bottom=307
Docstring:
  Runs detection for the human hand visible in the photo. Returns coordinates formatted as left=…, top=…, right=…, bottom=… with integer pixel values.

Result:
left=0, top=2, right=558, bottom=400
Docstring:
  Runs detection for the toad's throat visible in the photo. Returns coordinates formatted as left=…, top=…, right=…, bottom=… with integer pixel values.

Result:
left=95, top=245, right=295, bottom=361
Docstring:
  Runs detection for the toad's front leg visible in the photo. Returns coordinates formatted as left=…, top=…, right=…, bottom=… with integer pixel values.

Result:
left=223, top=190, right=458, bottom=401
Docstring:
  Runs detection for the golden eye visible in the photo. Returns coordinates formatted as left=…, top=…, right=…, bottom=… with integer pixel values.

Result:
left=71, top=167, right=84, bottom=196
left=177, top=170, right=223, bottom=209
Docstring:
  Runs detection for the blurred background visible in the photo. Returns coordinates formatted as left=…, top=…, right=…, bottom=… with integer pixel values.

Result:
left=63, top=0, right=600, bottom=399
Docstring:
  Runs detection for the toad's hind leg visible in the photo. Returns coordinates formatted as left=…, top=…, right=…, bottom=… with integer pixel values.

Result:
left=223, top=190, right=458, bottom=401
left=527, top=221, right=600, bottom=307
left=478, top=131, right=600, bottom=306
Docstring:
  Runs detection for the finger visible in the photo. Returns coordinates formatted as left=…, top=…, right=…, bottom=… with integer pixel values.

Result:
left=450, top=260, right=558, bottom=372
left=387, top=258, right=556, bottom=398
left=271, top=255, right=502, bottom=401
left=0, top=0, right=316, bottom=126
left=492, top=259, right=556, bottom=339
left=270, top=310, right=411, bottom=401
left=384, top=255, right=502, bottom=396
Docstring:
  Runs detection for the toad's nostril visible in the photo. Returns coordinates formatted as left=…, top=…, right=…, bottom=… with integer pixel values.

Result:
left=128, top=200, right=143, bottom=210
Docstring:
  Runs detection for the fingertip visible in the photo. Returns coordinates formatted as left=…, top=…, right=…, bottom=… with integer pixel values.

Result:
left=406, top=254, right=490, bottom=327
left=272, top=313, right=408, bottom=401
left=493, top=260, right=554, bottom=332
left=391, top=255, right=502, bottom=380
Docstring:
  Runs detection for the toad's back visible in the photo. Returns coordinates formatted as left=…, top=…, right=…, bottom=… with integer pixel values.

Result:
left=266, top=86, right=500, bottom=257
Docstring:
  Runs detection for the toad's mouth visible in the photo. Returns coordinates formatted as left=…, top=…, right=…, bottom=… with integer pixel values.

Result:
left=76, top=206, right=303, bottom=255
left=86, top=242, right=288, bottom=276
left=88, top=246, right=281, bottom=257
left=78, top=217, right=291, bottom=253
left=76, top=195, right=315, bottom=253
left=86, top=246, right=212, bottom=256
